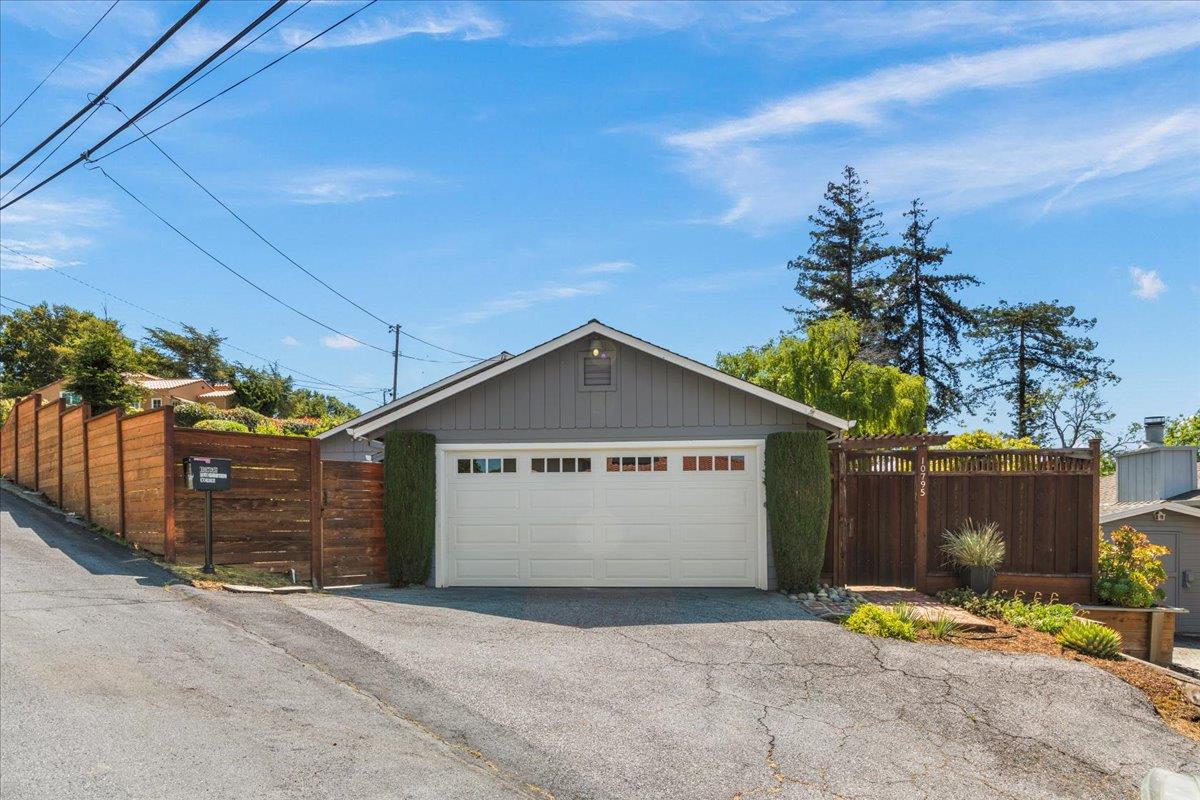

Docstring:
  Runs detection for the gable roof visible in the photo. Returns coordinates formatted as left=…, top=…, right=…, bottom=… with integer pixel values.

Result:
left=316, top=352, right=514, bottom=440
left=1100, top=500, right=1200, bottom=524
left=338, top=320, right=852, bottom=441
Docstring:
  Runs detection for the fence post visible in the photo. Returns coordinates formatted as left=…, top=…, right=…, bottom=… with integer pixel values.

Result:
left=913, top=442, right=929, bottom=593
left=1089, top=437, right=1101, bottom=603
left=31, top=393, right=41, bottom=491
left=162, top=407, right=177, bottom=561
left=115, top=410, right=126, bottom=537
left=309, top=440, right=323, bottom=589
left=836, top=446, right=849, bottom=585
left=55, top=401, right=64, bottom=507
left=81, top=404, right=92, bottom=521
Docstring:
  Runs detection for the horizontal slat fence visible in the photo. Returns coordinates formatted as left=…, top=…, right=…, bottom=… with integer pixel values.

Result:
left=172, top=429, right=315, bottom=579
left=36, top=399, right=63, bottom=506
left=86, top=410, right=123, bottom=535
left=16, top=394, right=39, bottom=488
left=320, top=461, right=387, bottom=586
left=59, top=404, right=90, bottom=518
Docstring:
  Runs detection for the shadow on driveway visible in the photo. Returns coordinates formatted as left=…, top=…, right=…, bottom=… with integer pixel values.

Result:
left=326, top=584, right=815, bottom=628
left=1, top=488, right=177, bottom=589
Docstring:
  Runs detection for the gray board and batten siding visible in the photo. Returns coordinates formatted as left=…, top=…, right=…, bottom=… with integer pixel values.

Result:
left=387, top=336, right=816, bottom=444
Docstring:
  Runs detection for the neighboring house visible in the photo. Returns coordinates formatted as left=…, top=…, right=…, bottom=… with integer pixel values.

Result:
left=1100, top=416, right=1200, bottom=634
left=321, top=319, right=851, bottom=590
left=31, top=373, right=236, bottom=411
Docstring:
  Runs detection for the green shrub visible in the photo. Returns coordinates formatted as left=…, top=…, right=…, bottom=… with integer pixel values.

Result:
left=940, top=518, right=1005, bottom=569
left=281, top=418, right=320, bottom=437
left=1057, top=619, right=1122, bottom=658
left=173, top=402, right=224, bottom=427
left=843, top=604, right=917, bottom=641
left=1097, top=525, right=1169, bottom=608
left=224, top=406, right=268, bottom=430
left=1000, top=596, right=1075, bottom=634
left=252, top=420, right=284, bottom=436
left=193, top=419, right=249, bottom=433
left=383, top=430, right=436, bottom=586
left=765, top=431, right=831, bottom=593
left=936, top=587, right=1010, bottom=617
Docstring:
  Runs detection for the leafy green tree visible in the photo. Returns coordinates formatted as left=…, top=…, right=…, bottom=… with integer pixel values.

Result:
left=718, top=314, right=927, bottom=435
left=231, top=363, right=292, bottom=416
left=140, top=325, right=231, bottom=383
left=969, top=300, right=1114, bottom=440
left=1164, top=410, right=1200, bottom=450
left=787, top=166, right=890, bottom=351
left=943, top=430, right=1039, bottom=450
left=58, top=319, right=144, bottom=412
left=280, top=387, right=360, bottom=420
left=881, top=199, right=979, bottom=426
left=0, top=303, right=98, bottom=396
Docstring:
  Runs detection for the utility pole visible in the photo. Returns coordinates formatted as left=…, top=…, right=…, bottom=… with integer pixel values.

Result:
left=389, top=323, right=401, bottom=402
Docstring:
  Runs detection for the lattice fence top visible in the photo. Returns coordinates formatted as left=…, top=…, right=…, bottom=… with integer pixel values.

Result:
left=846, top=448, right=1093, bottom=475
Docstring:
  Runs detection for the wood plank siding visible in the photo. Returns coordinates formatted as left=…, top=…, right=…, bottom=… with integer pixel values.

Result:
left=391, top=338, right=813, bottom=444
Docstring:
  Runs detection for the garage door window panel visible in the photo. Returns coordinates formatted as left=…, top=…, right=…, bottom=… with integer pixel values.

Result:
left=607, top=455, right=669, bottom=473
left=533, top=457, right=593, bottom=474
left=457, top=457, right=518, bottom=474
left=683, top=454, right=746, bottom=472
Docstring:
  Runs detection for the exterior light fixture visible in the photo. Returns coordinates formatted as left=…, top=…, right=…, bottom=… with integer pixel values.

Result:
left=1154, top=510, right=1167, bottom=522
left=590, top=339, right=604, bottom=358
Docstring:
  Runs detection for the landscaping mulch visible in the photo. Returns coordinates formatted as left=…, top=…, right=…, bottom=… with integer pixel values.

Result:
left=939, top=620, right=1200, bottom=742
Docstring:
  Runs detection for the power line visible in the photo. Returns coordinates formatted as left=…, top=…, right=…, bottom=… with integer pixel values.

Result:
left=104, top=102, right=484, bottom=363
left=92, top=165, right=395, bottom=355
left=0, top=244, right=382, bottom=402
left=1, top=101, right=103, bottom=202
left=0, top=0, right=289, bottom=210
left=0, top=0, right=120, bottom=128
left=0, top=0, right=208, bottom=180
left=89, top=0, right=378, bottom=165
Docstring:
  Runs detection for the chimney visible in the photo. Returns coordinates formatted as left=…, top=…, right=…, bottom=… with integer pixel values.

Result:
left=1144, top=415, right=1166, bottom=446
left=1117, top=415, right=1197, bottom=502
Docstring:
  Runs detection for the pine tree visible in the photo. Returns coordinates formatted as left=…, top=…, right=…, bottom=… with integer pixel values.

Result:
left=787, top=166, right=890, bottom=349
left=141, top=325, right=231, bottom=383
left=969, top=301, right=1115, bottom=440
left=881, top=199, right=980, bottom=427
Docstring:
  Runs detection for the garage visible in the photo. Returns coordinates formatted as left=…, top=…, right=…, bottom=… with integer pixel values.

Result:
left=320, top=320, right=852, bottom=589
left=437, top=442, right=766, bottom=588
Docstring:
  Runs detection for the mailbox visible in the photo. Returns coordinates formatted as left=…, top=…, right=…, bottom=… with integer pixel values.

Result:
left=184, top=457, right=231, bottom=492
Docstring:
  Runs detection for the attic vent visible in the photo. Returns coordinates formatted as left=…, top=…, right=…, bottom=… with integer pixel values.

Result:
left=583, top=355, right=611, bottom=386
left=579, top=340, right=616, bottom=391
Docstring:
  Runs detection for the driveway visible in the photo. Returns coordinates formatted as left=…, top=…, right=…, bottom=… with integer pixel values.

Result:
left=0, top=492, right=538, bottom=800
left=281, top=585, right=1200, bottom=799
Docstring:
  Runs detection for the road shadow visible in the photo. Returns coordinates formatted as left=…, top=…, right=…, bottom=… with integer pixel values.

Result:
left=1, top=488, right=178, bottom=588
left=325, top=584, right=816, bottom=629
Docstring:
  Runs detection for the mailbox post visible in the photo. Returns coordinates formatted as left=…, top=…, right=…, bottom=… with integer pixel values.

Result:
left=183, top=457, right=231, bottom=574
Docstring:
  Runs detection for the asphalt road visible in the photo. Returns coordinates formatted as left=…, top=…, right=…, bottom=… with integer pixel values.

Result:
left=3, top=485, right=1198, bottom=799
left=0, top=490, right=541, bottom=800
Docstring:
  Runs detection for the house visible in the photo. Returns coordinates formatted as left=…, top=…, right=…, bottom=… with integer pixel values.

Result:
left=321, top=319, right=852, bottom=589
left=31, top=373, right=236, bottom=411
left=1100, top=416, right=1200, bottom=634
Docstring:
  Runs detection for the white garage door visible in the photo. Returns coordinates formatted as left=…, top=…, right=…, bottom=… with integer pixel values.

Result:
left=437, top=443, right=764, bottom=587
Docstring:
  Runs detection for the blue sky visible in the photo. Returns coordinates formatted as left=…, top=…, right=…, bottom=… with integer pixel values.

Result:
left=1, top=0, right=1197, bottom=435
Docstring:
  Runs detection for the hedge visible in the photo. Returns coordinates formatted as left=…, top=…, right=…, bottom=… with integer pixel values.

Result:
left=765, top=431, right=831, bottom=593
left=383, top=430, right=436, bottom=586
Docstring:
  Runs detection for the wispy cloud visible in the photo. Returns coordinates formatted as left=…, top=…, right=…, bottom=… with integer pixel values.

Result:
left=577, top=260, right=635, bottom=274
left=281, top=3, right=503, bottom=49
left=281, top=335, right=301, bottom=347
left=0, top=196, right=109, bottom=270
left=669, top=24, right=1200, bottom=150
left=321, top=334, right=361, bottom=349
left=665, top=267, right=779, bottom=293
left=451, top=282, right=610, bottom=325
left=1131, top=267, right=1167, bottom=300
left=286, top=167, right=418, bottom=205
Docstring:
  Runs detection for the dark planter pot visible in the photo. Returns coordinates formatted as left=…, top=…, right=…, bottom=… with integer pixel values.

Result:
left=961, top=566, right=997, bottom=594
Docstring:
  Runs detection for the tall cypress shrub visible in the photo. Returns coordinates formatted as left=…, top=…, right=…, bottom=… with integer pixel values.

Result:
left=765, top=431, right=831, bottom=592
left=383, top=430, right=436, bottom=585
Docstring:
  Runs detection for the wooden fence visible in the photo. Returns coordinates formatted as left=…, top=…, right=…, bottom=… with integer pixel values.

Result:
left=1, top=399, right=1099, bottom=598
left=0, top=401, right=385, bottom=588
left=825, top=440, right=1100, bottom=602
